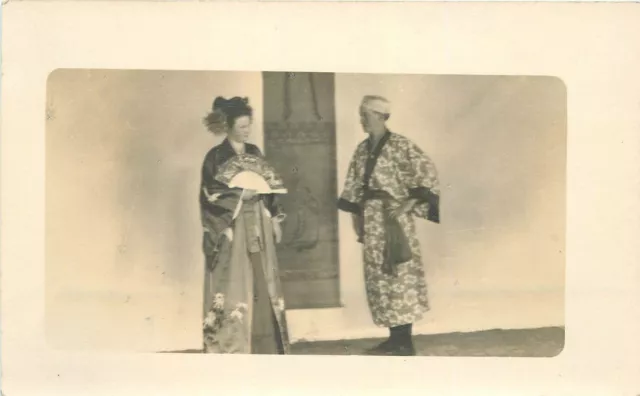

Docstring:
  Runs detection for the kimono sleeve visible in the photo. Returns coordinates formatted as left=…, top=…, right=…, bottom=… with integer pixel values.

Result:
left=199, top=152, right=237, bottom=235
left=405, top=142, right=441, bottom=223
left=251, top=145, right=286, bottom=220
left=337, top=149, right=364, bottom=215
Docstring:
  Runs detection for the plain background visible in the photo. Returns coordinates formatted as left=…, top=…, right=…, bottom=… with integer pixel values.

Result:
left=2, top=2, right=640, bottom=395
left=43, top=70, right=565, bottom=351
left=330, top=74, right=565, bottom=339
left=44, top=70, right=264, bottom=350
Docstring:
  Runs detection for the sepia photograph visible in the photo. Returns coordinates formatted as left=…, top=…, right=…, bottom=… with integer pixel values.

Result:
left=45, top=69, right=566, bottom=357
left=4, top=2, right=640, bottom=395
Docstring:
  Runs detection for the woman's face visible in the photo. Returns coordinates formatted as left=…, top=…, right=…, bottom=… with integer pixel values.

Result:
left=227, top=115, right=252, bottom=143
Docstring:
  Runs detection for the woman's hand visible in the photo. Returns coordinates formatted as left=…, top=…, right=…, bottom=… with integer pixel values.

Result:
left=389, top=199, right=418, bottom=219
left=242, top=189, right=258, bottom=201
left=203, top=187, right=221, bottom=203
left=222, top=227, right=234, bottom=242
left=272, top=220, right=283, bottom=244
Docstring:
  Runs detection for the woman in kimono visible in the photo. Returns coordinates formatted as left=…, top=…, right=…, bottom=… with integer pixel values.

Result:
left=337, top=95, right=440, bottom=356
left=199, top=96, right=291, bottom=354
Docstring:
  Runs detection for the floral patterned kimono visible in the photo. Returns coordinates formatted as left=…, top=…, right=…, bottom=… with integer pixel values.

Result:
left=338, top=130, right=440, bottom=328
left=200, top=138, right=290, bottom=354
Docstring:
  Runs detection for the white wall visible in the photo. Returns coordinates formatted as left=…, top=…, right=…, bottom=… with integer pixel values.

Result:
left=45, top=70, right=263, bottom=351
left=286, top=74, right=566, bottom=342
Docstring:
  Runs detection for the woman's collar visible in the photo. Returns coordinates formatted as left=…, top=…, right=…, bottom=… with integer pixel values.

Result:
left=223, top=137, right=246, bottom=154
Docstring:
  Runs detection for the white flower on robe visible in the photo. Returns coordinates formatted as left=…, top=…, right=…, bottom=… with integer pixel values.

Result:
left=230, top=309, right=244, bottom=322
left=203, top=311, right=217, bottom=329
left=213, top=293, right=225, bottom=310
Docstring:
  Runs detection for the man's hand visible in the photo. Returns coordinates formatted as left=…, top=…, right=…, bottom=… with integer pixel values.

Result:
left=352, top=214, right=364, bottom=241
left=389, top=199, right=418, bottom=219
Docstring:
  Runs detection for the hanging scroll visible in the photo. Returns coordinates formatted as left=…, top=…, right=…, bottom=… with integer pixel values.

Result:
left=262, top=72, right=341, bottom=309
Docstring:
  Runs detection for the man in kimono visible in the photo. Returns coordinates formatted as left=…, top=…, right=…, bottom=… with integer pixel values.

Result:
left=337, top=95, right=440, bottom=356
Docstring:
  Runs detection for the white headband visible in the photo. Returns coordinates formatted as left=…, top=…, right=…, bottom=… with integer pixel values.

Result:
left=361, top=96, right=391, bottom=115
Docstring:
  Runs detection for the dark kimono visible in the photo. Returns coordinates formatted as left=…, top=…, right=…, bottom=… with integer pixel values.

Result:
left=200, top=138, right=290, bottom=354
left=338, top=131, right=440, bottom=328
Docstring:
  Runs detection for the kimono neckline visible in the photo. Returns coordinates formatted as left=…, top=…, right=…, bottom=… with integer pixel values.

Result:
left=367, top=130, right=391, bottom=154
left=363, top=130, right=391, bottom=190
left=221, top=138, right=247, bottom=155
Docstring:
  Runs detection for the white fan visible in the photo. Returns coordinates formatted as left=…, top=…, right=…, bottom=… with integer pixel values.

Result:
left=228, top=170, right=288, bottom=194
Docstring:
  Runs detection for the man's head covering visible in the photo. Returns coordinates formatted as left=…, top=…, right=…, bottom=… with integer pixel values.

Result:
left=360, top=95, right=391, bottom=116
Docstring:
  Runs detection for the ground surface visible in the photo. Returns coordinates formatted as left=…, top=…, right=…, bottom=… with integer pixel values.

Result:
left=290, top=327, right=564, bottom=357
left=162, top=327, right=565, bottom=357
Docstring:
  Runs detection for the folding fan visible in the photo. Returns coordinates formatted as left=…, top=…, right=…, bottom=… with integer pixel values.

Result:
left=214, top=154, right=288, bottom=194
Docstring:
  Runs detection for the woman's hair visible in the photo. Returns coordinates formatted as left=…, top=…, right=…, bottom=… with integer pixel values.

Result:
left=203, top=96, right=253, bottom=135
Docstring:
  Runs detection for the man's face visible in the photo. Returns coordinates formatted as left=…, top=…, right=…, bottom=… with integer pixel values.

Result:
left=359, top=107, right=383, bottom=133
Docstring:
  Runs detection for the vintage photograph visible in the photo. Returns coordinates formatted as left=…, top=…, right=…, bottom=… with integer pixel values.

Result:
left=45, top=70, right=566, bottom=357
